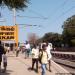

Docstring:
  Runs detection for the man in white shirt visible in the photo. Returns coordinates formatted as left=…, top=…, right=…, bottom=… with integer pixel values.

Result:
left=46, top=42, right=53, bottom=72
left=25, top=41, right=31, bottom=58
left=31, top=44, right=39, bottom=73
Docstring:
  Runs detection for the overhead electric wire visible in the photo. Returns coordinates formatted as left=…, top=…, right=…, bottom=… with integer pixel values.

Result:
left=54, top=5, right=75, bottom=23
left=48, top=0, right=75, bottom=25
left=18, top=24, right=42, bottom=29
left=17, top=0, right=68, bottom=29
left=17, top=0, right=68, bottom=24
left=27, top=0, right=70, bottom=20
left=0, top=19, right=6, bottom=22
left=18, top=24, right=42, bottom=27
left=54, top=0, right=68, bottom=12
left=48, top=0, right=68, bottom=19
left=0, top=20, right=5, bottom=22
left=17, top=15, right=48, bottom=19
left=28, top=8, right=47, bottom=19
left=60, top=6, right=75, bottom=18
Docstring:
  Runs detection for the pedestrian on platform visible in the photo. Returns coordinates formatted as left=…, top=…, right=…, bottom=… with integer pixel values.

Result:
left=0, top=41, right=4, bottom=72
left=25, top=41, right=31, bottom=59
left=46, top=42, right=52, bottom=72
left=39, top=44, right=48, bottom=75
left=31, top=44, right=39, bottom=73
left=16, top=46, right=20, bottom=57
left=2, top=51, right=7, bottom=72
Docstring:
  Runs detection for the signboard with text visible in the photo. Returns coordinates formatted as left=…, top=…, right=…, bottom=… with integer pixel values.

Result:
left=0, top=25, right=18, bottom=41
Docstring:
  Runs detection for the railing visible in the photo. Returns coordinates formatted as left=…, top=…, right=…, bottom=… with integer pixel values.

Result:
left=53, top=47, right=75, bottom=52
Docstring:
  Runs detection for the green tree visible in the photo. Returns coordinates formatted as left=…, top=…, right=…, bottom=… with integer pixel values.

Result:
left=0, top=0, right=29, bottom=10
left=38, top=32, right=62, bottom=47
left=62, top=15, right=75, bottom=46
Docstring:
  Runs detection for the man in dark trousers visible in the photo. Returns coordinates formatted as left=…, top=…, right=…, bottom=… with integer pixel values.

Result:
left=0, top=41, right=4, bottom=72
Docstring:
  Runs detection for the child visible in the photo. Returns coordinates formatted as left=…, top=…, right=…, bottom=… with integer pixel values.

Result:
left=2, top=51, right=7, bottom=72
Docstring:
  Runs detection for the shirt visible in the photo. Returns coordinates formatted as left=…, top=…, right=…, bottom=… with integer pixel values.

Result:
left=41, top=51, right=48, bottom=64
left=46, top=45, right=52, bottom=60
left=32, top=48, right=39, bottom=59
left=25, top=44, right=30, bottom=49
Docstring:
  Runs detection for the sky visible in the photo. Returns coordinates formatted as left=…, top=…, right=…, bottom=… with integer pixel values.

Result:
left=0, top=0, right=75, bottom=43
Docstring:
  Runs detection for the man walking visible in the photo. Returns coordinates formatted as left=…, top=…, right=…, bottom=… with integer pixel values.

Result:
left=25, top=41, right=31, bottom=58
left=46, top=42, right=52, bottom=72
left=31, top=44, right=39, bottom=73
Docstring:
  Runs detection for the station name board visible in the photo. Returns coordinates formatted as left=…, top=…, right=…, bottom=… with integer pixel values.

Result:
left=0, top=26, right=18, bottom=40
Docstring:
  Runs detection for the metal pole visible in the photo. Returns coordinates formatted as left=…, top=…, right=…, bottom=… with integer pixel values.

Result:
left=13, top=8, right=16, bottom=25
left=13, top=8, right=18, bottom=48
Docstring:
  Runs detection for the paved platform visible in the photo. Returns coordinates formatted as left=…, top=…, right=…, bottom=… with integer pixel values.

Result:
left=0, top=52, right=55, bottom=75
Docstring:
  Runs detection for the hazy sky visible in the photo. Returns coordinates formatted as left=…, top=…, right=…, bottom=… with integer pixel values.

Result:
left=0, top=0, right=75, bottom=42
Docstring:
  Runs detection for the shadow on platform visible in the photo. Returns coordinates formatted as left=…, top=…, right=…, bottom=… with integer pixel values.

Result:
left=27, top=67, right=38, bottom=73
left=0, top=70, right=13, bottom=75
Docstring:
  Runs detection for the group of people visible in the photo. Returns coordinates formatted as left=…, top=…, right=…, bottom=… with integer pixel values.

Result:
left=0, top=41, right=7, bottom=73
left=16, top=41, right=31, bottom=58
left=0, top=40, right=53, bottom=75
left=15, top=41, right=53, bottom=75
left=31, top=42, right=53, bottom=75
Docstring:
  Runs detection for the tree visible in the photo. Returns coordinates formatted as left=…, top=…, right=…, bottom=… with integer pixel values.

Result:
left=62, top=15, right=75, bottom=46
left=28, top=33, right=39, bottom=44
left=38, top=32, right=62, bottom=47
left=0, top=0, right=29, bottom=10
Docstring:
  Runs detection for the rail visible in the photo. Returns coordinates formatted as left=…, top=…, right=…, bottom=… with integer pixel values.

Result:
left=51, top=51, right=75, bottom=68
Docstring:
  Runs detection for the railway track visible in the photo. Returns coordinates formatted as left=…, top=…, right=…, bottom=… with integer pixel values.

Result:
left=51, top=51, right=75, bottom=73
